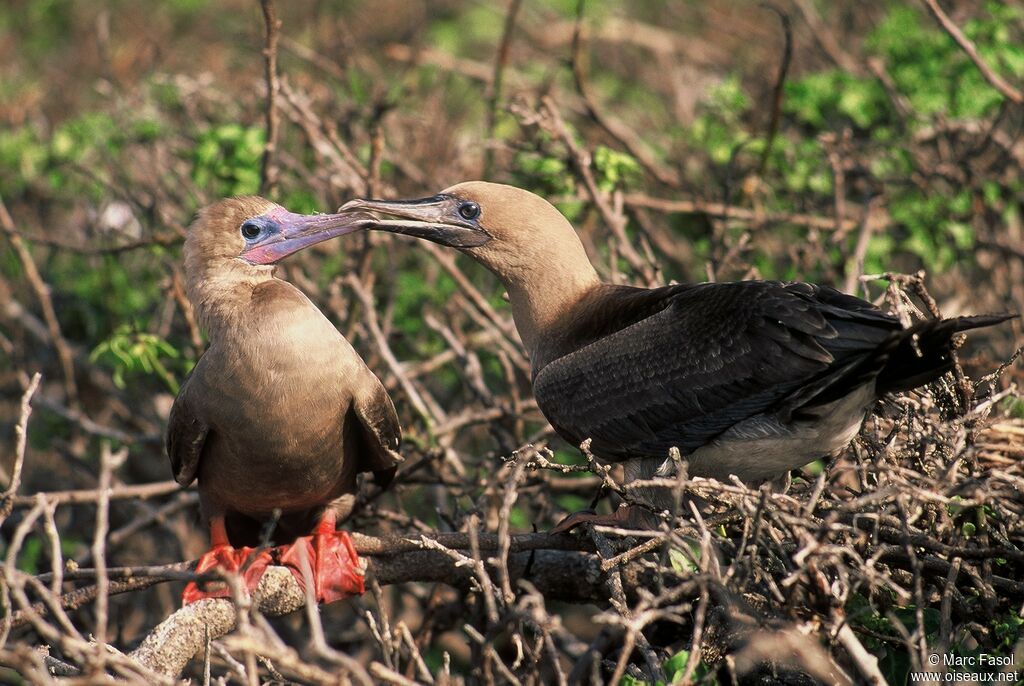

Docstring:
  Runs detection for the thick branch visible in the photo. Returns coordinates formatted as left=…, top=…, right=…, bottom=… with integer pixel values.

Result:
left=129, top=548, right=659, bottom=678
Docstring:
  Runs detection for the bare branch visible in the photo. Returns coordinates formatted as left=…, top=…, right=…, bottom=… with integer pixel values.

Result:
left=259, top=0, right=282, bottom=194
left=922, top=0, right=1023, bottom=104
left=483, top=0, right=523, bottom=180
left=0, top=372, right=41, bottom=521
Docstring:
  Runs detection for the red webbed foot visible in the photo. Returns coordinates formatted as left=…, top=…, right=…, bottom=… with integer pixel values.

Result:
left=275, top=514, right=364, bottom=604
left=183, top=515, right=273, bottom=605
left=182, top=544, right=274, bottom=604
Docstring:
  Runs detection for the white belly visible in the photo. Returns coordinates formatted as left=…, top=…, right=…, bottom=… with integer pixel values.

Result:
left=621, top=384, right=876, bottom=511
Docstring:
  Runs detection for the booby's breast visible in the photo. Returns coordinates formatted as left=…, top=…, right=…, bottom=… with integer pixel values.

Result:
left=190, top=281, right=365, bottom=515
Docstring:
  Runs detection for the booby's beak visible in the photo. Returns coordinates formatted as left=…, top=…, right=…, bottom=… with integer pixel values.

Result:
left=240, top=208, right=376, bottom=265
left=340, top=194, right=492, bottom=248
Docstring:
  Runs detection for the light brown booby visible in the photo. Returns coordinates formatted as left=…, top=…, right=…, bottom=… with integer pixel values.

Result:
left=341, top=182, right=1015, bottom=528
left=169, top=196, right=401, bottom=603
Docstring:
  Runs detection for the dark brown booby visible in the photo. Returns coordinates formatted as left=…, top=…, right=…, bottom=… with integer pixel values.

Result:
left=341, top=182, right=1015, bottom=528
left=169, top=196, right=401, bottom=603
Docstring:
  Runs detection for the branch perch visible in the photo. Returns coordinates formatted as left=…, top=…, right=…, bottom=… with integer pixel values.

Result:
left=128, top=544, right=649, bottom=678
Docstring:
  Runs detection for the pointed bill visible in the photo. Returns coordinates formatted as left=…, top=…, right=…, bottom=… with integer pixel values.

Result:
left=240, top=208, right=375, bottom=264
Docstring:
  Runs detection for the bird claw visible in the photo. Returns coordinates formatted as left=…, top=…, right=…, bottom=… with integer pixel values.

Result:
left=550, top=509, right=598, bottom=534
left=550, top=504, right=654, bottom=533
left=275, top=530, right=365, bottom=604
left=182, top=544, right=273, bottom=605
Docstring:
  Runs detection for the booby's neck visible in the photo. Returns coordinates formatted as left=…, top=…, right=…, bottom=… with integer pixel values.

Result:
left=501, top=261, right=601, bottom=367
left=185, top=259, right=277, bottom=339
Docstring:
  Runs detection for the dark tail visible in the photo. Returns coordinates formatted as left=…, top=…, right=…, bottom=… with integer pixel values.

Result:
left=876, top=313, right=1018, bottom=394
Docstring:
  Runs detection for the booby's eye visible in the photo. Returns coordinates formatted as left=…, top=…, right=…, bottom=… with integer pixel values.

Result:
left=240, top=220, right=263, bottom=240
left=458, top=201, right=480, bottom=221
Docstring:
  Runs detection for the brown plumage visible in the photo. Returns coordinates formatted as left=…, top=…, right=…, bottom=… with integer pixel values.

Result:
left=343, top=182, right=1015, bottom=529
left=169, top=196, right=400, bottom=602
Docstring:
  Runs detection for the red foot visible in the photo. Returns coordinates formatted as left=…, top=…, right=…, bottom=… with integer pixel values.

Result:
left=275, top=529, right=365, bottom=604
left=182, top=544, right=274, bottom=605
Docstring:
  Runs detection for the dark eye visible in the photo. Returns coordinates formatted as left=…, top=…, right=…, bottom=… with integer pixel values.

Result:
left=458, top=201, right=480, bottom=221
left=240, top=220, right=262, bottom=240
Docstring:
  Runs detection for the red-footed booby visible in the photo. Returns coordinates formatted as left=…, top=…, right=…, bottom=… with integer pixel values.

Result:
left=169, top=196, right=401, bottom=603
left=341, top=182, right=1015, bottom=529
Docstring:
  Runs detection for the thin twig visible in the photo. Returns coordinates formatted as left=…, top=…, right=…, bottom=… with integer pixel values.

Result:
left=259, top=0, right=282, bottom=194
left=345, top=274, right=441, bottom=430
left=10, top=480, right=182, bottom=508
left=482, top=0, right=523, bottom=180
left=0, top=372, right=41, bottom=521
left=757, top=4, right=793, bottom=177
left=922, top=0, right=1023, bottom=104
left=569, top=0, right=681, bottom=187
left=0, top=199, right=78, bottom=405
left=623, top=192, right=860, bottom=232
left=88, top=444, right=128, bottom=673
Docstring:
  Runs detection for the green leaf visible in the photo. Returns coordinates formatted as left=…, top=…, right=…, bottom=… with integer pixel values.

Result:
left=91, top=325, right=182, bottom=393
left=663, top=649, right=690, bottom=681
left=668, top=541, right=701, bottom=574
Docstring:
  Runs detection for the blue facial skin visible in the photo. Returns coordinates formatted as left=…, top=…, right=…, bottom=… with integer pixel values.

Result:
left=239, top=207, right=370, bottom=265
left=240, top=216, right=281, bottom=244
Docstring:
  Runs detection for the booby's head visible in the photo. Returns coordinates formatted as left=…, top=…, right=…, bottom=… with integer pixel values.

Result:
left=185, top=196, right=373, bottom=272
left=342, top=181, right=595, bottom=287
left=343, top=181, right=601, bottom=359
left=344, top=182, right=598, bottom=360
left=183, top=196, right=373, bottom=332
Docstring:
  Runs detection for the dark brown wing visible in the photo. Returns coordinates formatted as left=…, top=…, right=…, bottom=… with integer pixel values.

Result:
left=532, top=280, right=902, bottom=461
left=350, top=375, right=403, bottom=488
left=166, top=372, right=209, bottom=487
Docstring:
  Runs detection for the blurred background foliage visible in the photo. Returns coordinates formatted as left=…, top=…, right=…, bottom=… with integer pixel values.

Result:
left=1, top=0, right=1023, bottom=683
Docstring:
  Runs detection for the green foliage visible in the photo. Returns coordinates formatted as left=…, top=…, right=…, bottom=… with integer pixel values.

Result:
left=427, top=4, right=503, bottom=56
left=511, top=142, right=589, bottom=223
left=507, top=505, right=529, bottom=529
left=512, top=147, right=575, bottom=194
left=282, top=188, right=321, bottom=216
left=621, top=648, right=713, bottom=685
left=846, top=592, right=1022, bottom=685
left=0, top=109, right=162, bottom=198
left=677, top=3, right=1024, bottom=277
left=992, top=612, right=1024, bottom=652
left=16, top=538, right=43, bottom=574
left=1002, top=396, right=1024, bottom=418
left=2, top=0, right=75, bottom=62
left=888, top=191, right=975, bottom=270
left=786, top=70, right=889, bottom=129
left=391, top=266, right=458, bottom=337
left=0, top=127, right=48, bottom=194
left=846, top=596, right=937, bottom=685
left=800, top=458, right=825, bottom=477
left=90, top=324, right=181, bottom=393
left=50, top=253, right=166, bottom=342
left=0, top=3, right=1018, bottom=682
left=594, top=145, right=641, bottom=193
left=687, top=76, right=751, bottom=165
left=191, top=123, right=264, bottom=196
left=667, top=541, right=701, bottom=574
left=867, top=4, right=1023, bottom=118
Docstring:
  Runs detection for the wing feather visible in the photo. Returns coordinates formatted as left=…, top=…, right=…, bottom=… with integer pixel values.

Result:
left=533, top=280, right=900, bottom=461
left=166, top=373, right=209, bottom=487
left=351, top=375, right=403, bottom=488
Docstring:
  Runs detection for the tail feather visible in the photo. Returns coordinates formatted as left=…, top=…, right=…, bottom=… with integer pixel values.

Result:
left=947, top=313, right=1019, bottom=332
left=876, top=313, right=1017, bottom=394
